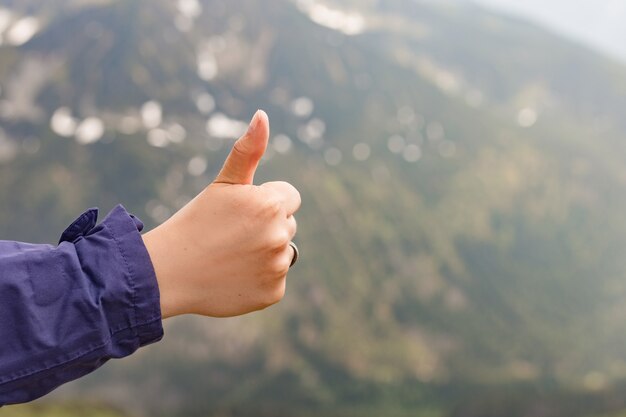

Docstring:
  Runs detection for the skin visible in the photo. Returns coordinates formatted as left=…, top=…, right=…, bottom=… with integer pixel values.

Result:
left=142, top=110, right=301, bottom=319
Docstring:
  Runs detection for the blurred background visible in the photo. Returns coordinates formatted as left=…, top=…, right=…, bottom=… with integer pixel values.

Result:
left=1, top=0, right=626, bottom=416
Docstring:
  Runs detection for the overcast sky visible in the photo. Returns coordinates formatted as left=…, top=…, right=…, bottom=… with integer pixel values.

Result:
left=471, top=0, right=626, bottom=64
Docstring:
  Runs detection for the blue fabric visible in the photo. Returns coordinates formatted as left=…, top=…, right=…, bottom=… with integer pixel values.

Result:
left=0, top=205, right=163, bottom=405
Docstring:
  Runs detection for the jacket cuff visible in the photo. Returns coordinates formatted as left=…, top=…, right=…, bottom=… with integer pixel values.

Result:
left=61, top=204, right=164, bottom=347
left=99, top=205, right=164, bottom=346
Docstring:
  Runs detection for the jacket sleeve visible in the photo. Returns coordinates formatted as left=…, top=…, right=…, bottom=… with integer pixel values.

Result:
left=0, top=205, right=164, bottom=406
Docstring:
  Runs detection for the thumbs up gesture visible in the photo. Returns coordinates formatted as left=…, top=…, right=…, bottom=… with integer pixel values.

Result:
left=142, top=111, right=301, bottom=318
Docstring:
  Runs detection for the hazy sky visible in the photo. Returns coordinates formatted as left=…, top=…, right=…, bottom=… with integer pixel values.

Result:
left=472, top=0, right=626, bottom=63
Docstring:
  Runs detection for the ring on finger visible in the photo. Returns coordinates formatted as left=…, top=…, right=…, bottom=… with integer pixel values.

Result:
left=289, top=241, right=299, bottom=268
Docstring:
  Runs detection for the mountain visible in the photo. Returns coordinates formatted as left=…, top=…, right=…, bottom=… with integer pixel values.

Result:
left=1, top=0, right=626, bottom=416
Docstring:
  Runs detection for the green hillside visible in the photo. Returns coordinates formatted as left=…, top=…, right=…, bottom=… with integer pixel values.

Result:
left=0, top=403, right=129, bottom=417
left=1, top=0, right=626, bottom=415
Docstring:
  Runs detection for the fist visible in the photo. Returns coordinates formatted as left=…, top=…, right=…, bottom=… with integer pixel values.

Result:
left=142, top=111, right=301, bottom=318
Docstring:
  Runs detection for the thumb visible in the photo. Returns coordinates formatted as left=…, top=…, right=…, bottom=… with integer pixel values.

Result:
left=214, top=110, right=269, bottom=185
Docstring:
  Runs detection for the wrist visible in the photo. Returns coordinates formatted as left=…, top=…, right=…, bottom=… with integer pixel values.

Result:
left=142, top=228, right=185, bottom=319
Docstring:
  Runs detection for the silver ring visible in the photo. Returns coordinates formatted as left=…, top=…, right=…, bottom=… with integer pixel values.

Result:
left=289, top=241, right=299, bottom=268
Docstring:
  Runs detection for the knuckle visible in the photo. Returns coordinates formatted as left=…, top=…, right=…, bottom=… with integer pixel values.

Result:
left=288, top=217, right=298, bottom=236
left=273, top=284, right=286, bottom=303
left=278, top=264, right=290, bottom=277
left=264, top=251, right=290, bottom=277
left=260, top=194, right=283, bottom=217
left=233, top=136, right=263, bottom=160
left=261, top=181, right=301, bottom=210
left=268, top=282, right=286, bottom=305
left=278, top=181, right=302, bottom=207
left=232, top=139, right=250, bottom=159
left=270, top=229, right=291, bottom=249
left=290, top=185, right=302, bottom=208
left=273, top=256, right=291, bottom=276
left=257, top=284, right=285, bottom=308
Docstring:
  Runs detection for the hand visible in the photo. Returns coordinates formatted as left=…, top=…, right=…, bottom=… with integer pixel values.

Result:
left=142, top=110, right=301, bottom=319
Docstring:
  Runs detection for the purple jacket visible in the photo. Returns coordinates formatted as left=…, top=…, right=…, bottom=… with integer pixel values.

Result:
left=0, top=205, right=164, bottom=405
